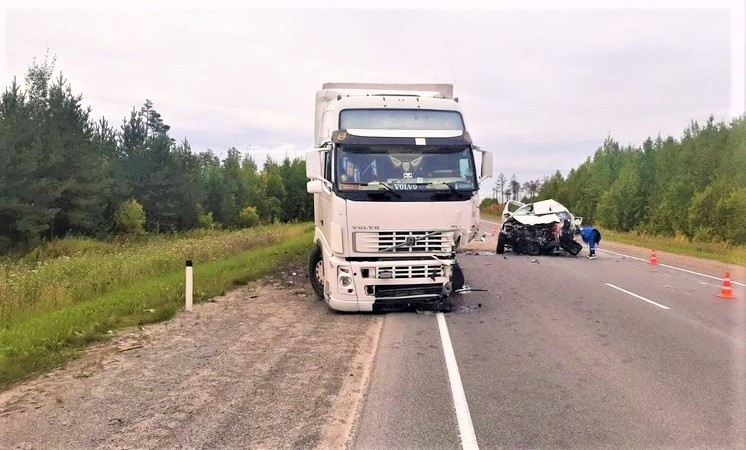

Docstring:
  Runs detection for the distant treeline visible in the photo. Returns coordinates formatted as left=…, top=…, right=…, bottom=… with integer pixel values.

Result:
left=536, top=117, right=746, bottom=245
left=0, top=58, right=311, bottom=253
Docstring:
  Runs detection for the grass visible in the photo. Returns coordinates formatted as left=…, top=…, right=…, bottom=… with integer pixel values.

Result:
left=597, top=227, right=746, bottom=266
left=479, top=207, right=745, bottom=266
left=0, top=224, right=312, bottom=327
left=479, top=210, right=503, bottom=222
left=0, top=224, right=314, bottom=387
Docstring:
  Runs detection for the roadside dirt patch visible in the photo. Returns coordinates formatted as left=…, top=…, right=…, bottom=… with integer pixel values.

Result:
left=0, top=264, right=383, bottom=450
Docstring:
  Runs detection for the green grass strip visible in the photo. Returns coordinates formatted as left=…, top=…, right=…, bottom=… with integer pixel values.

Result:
left=597, top=227, right=746, bottom=266
left=0, top=224, right=311, bottom=327
left=0, top=231, right=312, bottom=388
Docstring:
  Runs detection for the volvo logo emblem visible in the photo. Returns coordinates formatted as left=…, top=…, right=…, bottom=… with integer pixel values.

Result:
left=405, top=236, right=417, bottom=246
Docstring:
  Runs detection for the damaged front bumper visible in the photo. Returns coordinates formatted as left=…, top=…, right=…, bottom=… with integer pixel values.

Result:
left=324, top=255, right=454, bottom=312
left=502, top=219, right=582, bottom=256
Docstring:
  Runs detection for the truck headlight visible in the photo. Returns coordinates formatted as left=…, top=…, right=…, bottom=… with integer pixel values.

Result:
left=338, top=267, right=353, bottom=289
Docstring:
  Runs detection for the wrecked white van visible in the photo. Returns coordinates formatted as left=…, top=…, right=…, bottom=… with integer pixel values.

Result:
left=496, top=199, right=583, bottom=256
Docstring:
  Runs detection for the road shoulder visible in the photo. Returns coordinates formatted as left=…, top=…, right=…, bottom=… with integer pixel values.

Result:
left=0, top=265, right=383, bottom=449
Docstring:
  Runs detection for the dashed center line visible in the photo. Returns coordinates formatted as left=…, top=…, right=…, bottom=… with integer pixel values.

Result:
left=436, top=312, right=479, bottom=450
left=605, top=283, right=671, bottom=310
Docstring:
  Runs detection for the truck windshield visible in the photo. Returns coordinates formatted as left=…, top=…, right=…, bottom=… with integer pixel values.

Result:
left=336, top=145, right=476, bottom=192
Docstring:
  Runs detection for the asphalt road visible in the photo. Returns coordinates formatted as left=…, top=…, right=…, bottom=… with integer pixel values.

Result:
left=352, top=220, right=746, bottom=449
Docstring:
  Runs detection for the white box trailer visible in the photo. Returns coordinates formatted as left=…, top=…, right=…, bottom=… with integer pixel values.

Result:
left=306, top=83, right=493, bottom=312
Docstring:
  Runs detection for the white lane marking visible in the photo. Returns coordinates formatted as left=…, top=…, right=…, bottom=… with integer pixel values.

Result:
left=436, top=312, right=479, bottom=450
left=480, top=219, right=500, bottom=226
left=605, top=283, right=671, bottom=310
left=599, top=248, right=745, bottom=287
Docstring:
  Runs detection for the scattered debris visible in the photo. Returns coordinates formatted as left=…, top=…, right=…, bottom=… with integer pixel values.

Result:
left=457, top=304, right=480, bottom=313
left=415, top=310, right=435, bottom=316
left=455, top=286, right=488, bottom=294
left=530, top=259, right=540, bottom=264
left=117, top=344, right=144, bottom=353
left=463, top=250, right=495, bottom=256
left=291, top=272, right=297, bottom=276
left=143, top=308, right=156, bottom=313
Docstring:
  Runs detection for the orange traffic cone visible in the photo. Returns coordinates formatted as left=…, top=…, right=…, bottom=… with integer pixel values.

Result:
left=717, top=271, right=737, bottom=300
left=648, top=249, right=658, bottom=265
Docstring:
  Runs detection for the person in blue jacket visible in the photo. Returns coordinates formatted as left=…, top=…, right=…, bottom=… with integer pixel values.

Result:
left=578, top=226, right=602, bottom=259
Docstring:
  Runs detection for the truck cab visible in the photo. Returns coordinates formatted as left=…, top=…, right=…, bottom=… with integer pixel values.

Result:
left=306, top=83, right=492, bottom=312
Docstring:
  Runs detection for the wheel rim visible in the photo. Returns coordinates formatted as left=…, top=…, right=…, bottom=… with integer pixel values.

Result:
left=315, top=259, right=324, bottom=286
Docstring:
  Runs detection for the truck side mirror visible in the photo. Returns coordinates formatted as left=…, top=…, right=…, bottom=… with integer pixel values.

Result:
left=307, top=179, right=326, bottom=194
left=306, top=150, right=323, bottom=179
left=479, top=150, right=493, bottom=180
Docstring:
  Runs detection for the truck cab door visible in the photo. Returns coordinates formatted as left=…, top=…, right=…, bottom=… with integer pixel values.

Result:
left=307, top=148, right=334, bottom=248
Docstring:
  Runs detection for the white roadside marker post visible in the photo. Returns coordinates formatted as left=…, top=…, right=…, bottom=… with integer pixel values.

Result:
left=185, top=260, right=193, bottom=312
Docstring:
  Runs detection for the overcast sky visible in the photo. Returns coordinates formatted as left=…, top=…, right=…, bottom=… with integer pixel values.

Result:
left=1, top=5, right=738, bottom=197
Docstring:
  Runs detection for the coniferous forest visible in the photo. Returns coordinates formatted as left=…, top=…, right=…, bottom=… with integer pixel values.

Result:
left=2, top=57, right=745, bottom=253
left=0, top=58, right=312, bottom=253
left=535, top=117, right=746, bottom=245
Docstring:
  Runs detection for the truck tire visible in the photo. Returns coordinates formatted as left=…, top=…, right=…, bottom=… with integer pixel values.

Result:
left=496, top=232, right=506, bottom=254
left=452, top=262, right=465, bottom=292
left=308, top=245, right=325, bottom=300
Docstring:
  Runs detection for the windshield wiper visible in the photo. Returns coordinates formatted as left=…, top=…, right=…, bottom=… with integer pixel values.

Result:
left=429, top=181, right=471, bottom=199
left=362, top=181, right=402, bottom=198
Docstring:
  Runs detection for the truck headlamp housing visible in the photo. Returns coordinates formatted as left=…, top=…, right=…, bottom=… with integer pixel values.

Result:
left=338, top=267, right=353, bottom=289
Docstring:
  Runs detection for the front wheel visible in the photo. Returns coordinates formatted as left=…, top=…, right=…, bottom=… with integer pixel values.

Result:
left=562, top=240, right=582, bottom=256
left=308, top=245, right=325, bottom=299
left=496, top=232, right=506, bottom=254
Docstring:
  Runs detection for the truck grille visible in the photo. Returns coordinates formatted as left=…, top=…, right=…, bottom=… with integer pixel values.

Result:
left=355, top=231, right=453, bottom=253
left=377, top=265, right=443, bottom=279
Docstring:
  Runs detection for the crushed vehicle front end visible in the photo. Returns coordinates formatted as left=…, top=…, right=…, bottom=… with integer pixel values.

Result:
left=496, top=199, right=583, bottom=256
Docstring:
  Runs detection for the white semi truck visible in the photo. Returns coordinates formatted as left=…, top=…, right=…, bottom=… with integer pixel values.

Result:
left=305, top=83, right=493, bottom=312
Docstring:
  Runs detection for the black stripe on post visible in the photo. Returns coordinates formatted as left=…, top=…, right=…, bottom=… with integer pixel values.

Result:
left=186, top=260, right=193, bottom=267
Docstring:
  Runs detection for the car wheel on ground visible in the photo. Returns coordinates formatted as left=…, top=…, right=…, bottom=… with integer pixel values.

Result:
left=496, top=232, right=506, bottom=254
